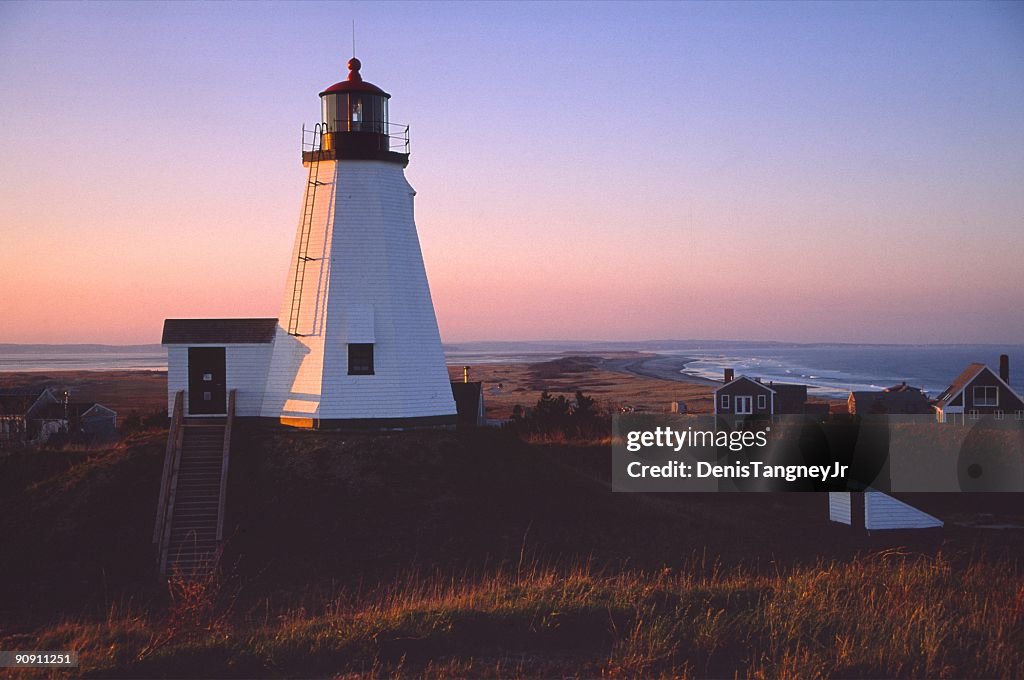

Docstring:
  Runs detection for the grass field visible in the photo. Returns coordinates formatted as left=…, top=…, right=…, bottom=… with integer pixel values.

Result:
left=14, top=551, right=1024, bottom=678
left=1, top=363, right=1022, bottom=677
left=1, top=421, right=1023, bottom=677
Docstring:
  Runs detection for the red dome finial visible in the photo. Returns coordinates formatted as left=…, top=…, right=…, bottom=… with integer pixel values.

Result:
left=347, top=58, right=362, bottom=82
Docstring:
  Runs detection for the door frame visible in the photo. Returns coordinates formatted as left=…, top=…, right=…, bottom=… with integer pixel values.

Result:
left=187, top=346, right=227, bottom=416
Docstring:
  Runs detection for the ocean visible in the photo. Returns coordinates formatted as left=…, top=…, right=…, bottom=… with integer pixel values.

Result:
left=663, top=343, right=1024, bottom=398
left=1, top=341, right=1021, bottom=399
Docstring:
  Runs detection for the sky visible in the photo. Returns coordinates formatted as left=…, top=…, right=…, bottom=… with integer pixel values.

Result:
left=1, top=1, right=1022, bottom=345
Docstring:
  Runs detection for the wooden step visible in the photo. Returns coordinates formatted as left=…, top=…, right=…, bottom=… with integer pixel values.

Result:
left=157, top=394, right=234, bottom=582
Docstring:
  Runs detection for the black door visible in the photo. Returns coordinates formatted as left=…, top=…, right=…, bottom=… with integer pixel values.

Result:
left=187, top=347, right=227, bottom=415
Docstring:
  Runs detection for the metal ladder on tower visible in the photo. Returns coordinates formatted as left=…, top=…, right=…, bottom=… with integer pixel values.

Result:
left=287, top=122, right=328, bottom=336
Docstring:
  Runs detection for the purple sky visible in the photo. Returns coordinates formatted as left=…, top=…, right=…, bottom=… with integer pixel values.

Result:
left=1, top=1, right=1022, bottom=344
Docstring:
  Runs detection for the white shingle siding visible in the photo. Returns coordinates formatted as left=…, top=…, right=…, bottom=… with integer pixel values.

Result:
left=828, top=492, right=852, bottom=525
left=261, top=159, right=457, bottom=421
left=864, top=491, right=943, bottom=530
left=165, top=344, right=272, bottom=417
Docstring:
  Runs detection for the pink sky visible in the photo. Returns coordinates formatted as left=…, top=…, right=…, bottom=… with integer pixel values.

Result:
left=2, top=3, right=1022, bottom=345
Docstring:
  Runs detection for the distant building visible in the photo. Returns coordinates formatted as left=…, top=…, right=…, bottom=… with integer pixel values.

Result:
left=450, top=366, right=485, bottom=427
left=76, top=403, right=118, bottom=438
left=0, top=388, right=118, bottom=445
left=934, top=354, right=1024, bottom=424
left=848, top=382, right=932, bottom=416
left=713, top=371, right=810, bottom=417
left=1, top=390, right=46, bottom=444
left=829, top=491, right=943, bottom=530
left=0, top=388, right=66, bottom=445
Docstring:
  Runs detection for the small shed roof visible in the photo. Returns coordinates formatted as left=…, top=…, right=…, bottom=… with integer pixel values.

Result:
left=161, top=318, right=278, bottom=345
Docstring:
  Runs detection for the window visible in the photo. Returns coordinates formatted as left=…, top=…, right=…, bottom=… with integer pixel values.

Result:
left=757, top=394, right=767, bottom=410
left=735, top=396, right=753, bottom=415
left=995, top=410, right=1004, bottom=420
left=973, top=386, right=998, bottom=407
left=720, top=395, right=730, bottom=411
left=348, top=343, right=374, bottom=375
left=1016, top=411, right=1024, bottom=421
left=968, top=409, right=980, bottom=420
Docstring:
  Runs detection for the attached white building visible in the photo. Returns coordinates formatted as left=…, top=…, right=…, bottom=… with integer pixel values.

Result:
left=162, top=318, right=276, bottom=417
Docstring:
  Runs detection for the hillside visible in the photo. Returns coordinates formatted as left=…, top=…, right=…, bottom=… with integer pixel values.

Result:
left=1, top=425, right=1023, bottom=676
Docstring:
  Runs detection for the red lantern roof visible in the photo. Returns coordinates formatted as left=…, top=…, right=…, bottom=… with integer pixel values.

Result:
left=319, top=58, right=391, bottom=98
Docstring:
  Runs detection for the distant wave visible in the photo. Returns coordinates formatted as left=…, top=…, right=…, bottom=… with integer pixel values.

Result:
left=672, top=344, right=1024, bottom=398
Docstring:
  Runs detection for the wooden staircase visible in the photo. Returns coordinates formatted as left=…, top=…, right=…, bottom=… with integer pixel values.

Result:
left=155, top=390, right=235, bottom=579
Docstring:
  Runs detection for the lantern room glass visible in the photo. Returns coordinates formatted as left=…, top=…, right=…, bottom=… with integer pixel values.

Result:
left=321, top=92, right=389, bottom=135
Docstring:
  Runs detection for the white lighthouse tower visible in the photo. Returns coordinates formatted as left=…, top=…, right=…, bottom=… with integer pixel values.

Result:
left=260, top=58, right=457, bottom=428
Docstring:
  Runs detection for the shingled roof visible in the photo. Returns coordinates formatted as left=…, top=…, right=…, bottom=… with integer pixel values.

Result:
left=850, top=387, right=933, bottom=415
left=934, top=363, right=987, bottom=407
left=161, top=318, right=278, bottom=345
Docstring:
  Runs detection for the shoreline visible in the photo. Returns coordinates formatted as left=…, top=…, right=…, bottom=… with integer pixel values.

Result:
left=601, top=354, right=722, bottom=387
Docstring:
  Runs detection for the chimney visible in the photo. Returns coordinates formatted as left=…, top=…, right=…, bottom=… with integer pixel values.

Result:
left=724, top=368, right=734, bottom=383
left=1000, top=354, right=1009, bottom=383
left=463, top=365, right=471, bottom=384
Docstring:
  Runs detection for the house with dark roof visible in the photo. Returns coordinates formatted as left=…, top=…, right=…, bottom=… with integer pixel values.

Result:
left=848, top=382, right=933, bottom=416
left=1, top=388, right=119, bottom=445
left=161, top=318, right=278, bottom=417
left=0, top=388, right=65, bottom=445
left=713, top=370, right=812, bottom=418
left=934, top=355, right=1024, bottom=424
left=75, top=403, right=118, bottom=437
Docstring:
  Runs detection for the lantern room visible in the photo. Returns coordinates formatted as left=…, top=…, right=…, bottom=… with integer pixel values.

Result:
left=314, top=58, right=407, bottom=163
left=320, top=58, right=389, bottom=134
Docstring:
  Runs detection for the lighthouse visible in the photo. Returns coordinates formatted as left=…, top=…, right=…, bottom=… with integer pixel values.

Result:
left=257, top=58, right=457, bottom=428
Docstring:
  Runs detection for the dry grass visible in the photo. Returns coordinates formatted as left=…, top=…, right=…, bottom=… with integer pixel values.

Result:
left=448, top=356, right=720, bottom=419
left=14, top=552, right=1023, bottom=678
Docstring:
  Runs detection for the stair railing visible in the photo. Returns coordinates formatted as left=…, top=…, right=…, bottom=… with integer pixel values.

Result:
left=155, top=391, right=185, bottom=575
left=215, top=390, right=236, bottom=542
